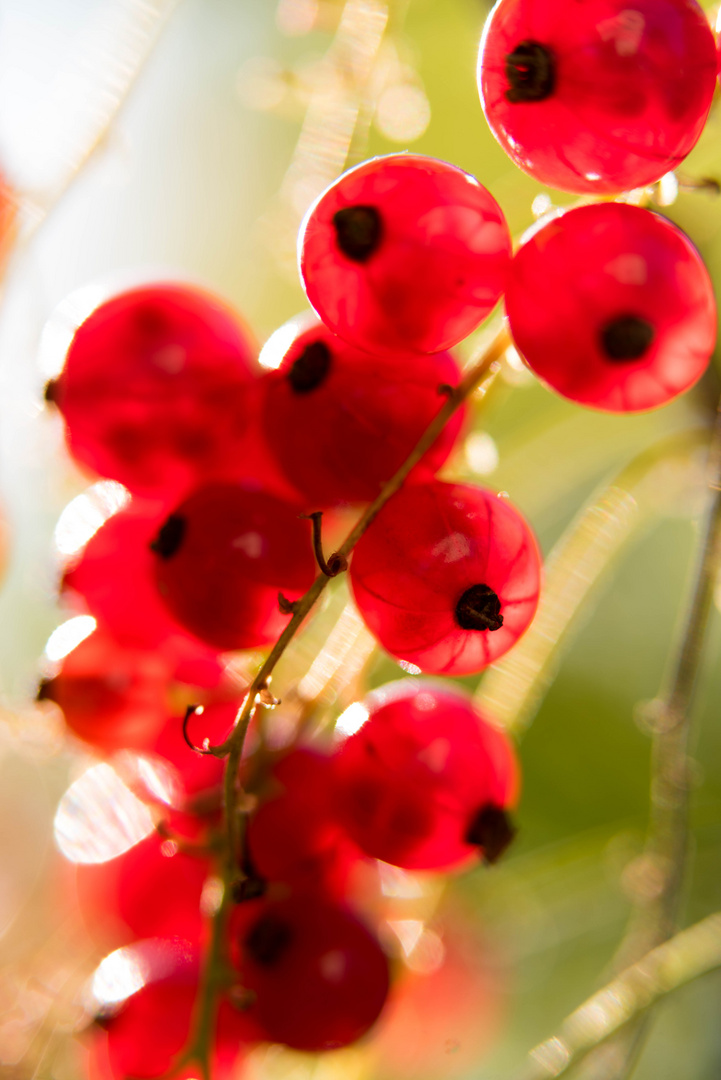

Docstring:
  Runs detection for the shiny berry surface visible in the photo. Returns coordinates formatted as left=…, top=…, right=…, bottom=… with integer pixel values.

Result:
left=152, top=483, right=316, bottom=651
left=260, top=315, right=466, bottom=506
left=505, top=203, right=717, bottom=411
left=48, top=284, right=258, bottom=499
left=350, top=481, right=541, bottom=675
left=478, top=0, right=718, bottom=194
left=235, top=895, right=389, bottom=1050
left=247, top=748, right=362, bottom=896
left=332, top=680, right=518, bottom=870
left=299, top=154, right=511, bottom=355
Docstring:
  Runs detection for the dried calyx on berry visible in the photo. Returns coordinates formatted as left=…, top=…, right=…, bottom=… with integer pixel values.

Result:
left=504, top=39, right=555, bottom=103
left=332, top=204, right=383, bottom=262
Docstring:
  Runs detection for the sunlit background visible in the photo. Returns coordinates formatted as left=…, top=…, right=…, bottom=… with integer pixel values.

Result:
left=0, top=1, right=720, bottom=1077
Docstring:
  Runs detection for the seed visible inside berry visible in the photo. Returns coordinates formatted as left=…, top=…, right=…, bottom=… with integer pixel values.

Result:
left=332, top=205, right=383, bottom=262
left=288, top=340, right=332, bottom=393
left=504, top=40, right=555, bottom=103
left=245, top=912, right=293, bottom=966
left=600, top=315, right=655, bottom=362
left=455, top=583, right=503, bottom=632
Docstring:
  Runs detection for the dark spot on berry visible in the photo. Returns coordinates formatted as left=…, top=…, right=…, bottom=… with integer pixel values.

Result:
left=505, top=40, right=556, bottom=104
left=44, top=378, right=58, bottom=405
left=288, top=341, right=332, bottom=394
left=232, top=875, right=267, bottom=903
left=455, top=583, right=503, bottom=632
left=36, top=677, right=53, bottom=702
left=465, top=803, right=516, bottom=863
left=333, top=205, right=383, bottom=263
left=150, top=514, right=186, bottom=559
left=600, top=315, right=655, bottom=362
left=245, top=912, right=293, bottom=966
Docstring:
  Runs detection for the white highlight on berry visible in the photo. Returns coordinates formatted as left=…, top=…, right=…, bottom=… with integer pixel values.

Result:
left=258, top=312, right=317, bottom=370
left=54, top=762, right=154, bottom=864
left=38, top=284, right=110, bottom=379
left=90, top=944, right=149, bottom=1007
left=44, top=615, right=97, bottom=663
left=54, top=480, right=130, bottom=556
left=335, top=701, right=369, bottom=738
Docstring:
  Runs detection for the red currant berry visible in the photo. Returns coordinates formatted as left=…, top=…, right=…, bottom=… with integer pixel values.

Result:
left=350, top=481, right=541, bottom=675
left=247, top=747, right=362, bottom=896
left=505, top=203, right=717, bottom=411
left=298, top=154, right=511, bottom=355
left=90, top=940, right=255, bottom=1080
left=61, top=495, right=222, bottom=678
left=332, top=680, right=518, bottom=870
left=76, top=832, right=209, bottom=945
left=234, top=895, right=389, bottom=1050
left=260, top=315, right=466, bottom=506
left=47, top=283, right=258, bottom=499
left=38, top=627, right=171, bottom=751
left=152, top=483, right=316, bottom=651
left=478, top=0, right=718, bottom=194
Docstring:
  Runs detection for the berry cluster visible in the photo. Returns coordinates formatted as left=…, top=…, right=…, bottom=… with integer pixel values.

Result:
left=39, top=0, right=721, bottom=1074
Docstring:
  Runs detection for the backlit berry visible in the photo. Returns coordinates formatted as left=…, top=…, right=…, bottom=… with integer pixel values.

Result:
left=247, top=748, right=362, bottom=896
left=505, top=203, right=717, bottom=411
left=349, top=480, right=541, bottom=675
left=260, top=315, right=466, bottom=506
left=47, top=283, right=258, bottom=499
left=332, top=679, right=518, bottom=870
left=152, top=483, right=316, bottom=651
left=234, top=895, right=389, bottom=1050
left=299, top=154, right=511, bottom=355
left=478, top=0, right=718, bottom=194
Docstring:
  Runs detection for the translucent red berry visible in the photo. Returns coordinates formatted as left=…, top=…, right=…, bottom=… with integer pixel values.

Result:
left=260, top=315, right=466, bottom=506
left=38, top=627, right=172, bottom=751
left=350, top=481, right=541, bottom=675
left=247, top=747, right=362, bottom=897
left=298, top=154, right=511, bottom=355
left=234, top=895, right=389, bottom=1050
left=152, top=483, right=316, bottom=651
left=332, top=679, right=518, bottom=870
left=76, top=833, right=209, bottom=945
left=61, top=495, right=222, bottom=679
left=47, top=283, right=258, bottom=499
left=505, top=203, right=717, bottom=412
left=478, top=0, right=718, bottom=194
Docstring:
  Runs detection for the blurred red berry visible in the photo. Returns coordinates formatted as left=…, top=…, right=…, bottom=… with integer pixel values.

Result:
left=47, top=283, right=259, bottom=500
left=152, top=483, right=316, bottom=651
left=332, top=679, right=518, bottom=870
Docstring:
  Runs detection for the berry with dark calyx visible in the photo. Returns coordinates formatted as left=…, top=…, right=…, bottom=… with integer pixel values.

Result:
left=47, top=283, right=260, bottom=499
left=247, top=747, right=363, bottom=897
left=299, top=153, right=511, bottom=356
left=349, top=480, right=541, bottom=675
left=505, top=203, right=717, bottom=411
left=331, top=679, right=518, bottom=870
left=478, top=0, right=718, bottom=194
left=260, top=315, right=466, bottom=507
left=152, top=483, right=316, bottom=651
left=233, top=895, right=389, bottom=1051
left=60, top=494, right=223, bottom=678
